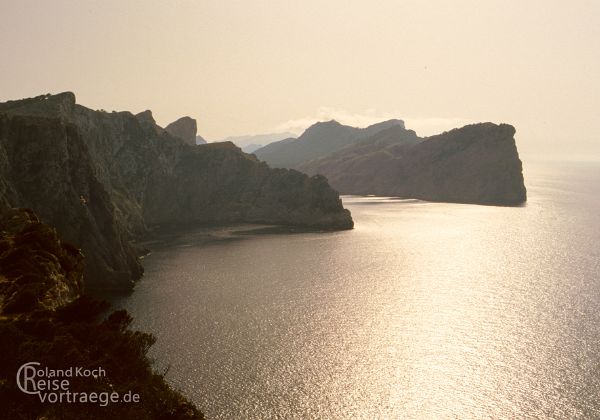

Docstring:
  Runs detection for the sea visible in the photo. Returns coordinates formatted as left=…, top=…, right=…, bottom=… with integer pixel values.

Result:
left=111, top=159, right=600, bottom=419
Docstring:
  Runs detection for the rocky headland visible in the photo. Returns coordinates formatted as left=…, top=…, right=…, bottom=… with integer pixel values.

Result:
left=253, top=117, right=527, bottom=206
left=0, top=93, right=353, bottom=291
left=298, top=123, right=527, bottom=205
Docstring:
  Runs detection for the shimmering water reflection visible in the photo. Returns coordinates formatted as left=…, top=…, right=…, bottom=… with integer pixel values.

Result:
left=113, top=161, right=600, bottom=419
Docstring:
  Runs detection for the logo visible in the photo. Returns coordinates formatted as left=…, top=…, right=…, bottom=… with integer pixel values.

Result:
left=17, top=362, right=43, bottom=395
left=16, top=362, right=140, bottom=406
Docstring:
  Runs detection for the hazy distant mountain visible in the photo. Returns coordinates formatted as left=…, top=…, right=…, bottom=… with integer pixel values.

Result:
left=298, top=123, right=527, bottom=206
left=196, top=135, right=207, bottom=145
left=217, top=132, right=296, bottom=153
left=241, top=143, right=264, bottom=153
left=299, top=125, right=422, bottom=179
left=253, top=119, right=404, bottom=168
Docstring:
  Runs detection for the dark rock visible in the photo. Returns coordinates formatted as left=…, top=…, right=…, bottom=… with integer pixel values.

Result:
left=143, top=141, right=353, bottom=230
left=0, top=114, right=142, bottom=290
left=135, top=110, right=163, bottom=135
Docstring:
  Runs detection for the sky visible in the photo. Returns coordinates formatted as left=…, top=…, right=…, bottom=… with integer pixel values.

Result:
left=1, top=1, right=599, bottom=158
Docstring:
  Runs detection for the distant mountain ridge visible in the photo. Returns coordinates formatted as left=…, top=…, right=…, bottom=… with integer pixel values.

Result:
left=217, top=132, right=297, bottom=153
left=253, top=119, right=405, bottom=168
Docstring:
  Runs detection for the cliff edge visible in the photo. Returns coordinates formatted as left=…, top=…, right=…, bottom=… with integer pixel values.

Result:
left=0, top=93, right=353, bottom=290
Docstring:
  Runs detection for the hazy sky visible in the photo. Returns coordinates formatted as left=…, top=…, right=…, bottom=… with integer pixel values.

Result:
left=1, top=1, right=598, bottom=158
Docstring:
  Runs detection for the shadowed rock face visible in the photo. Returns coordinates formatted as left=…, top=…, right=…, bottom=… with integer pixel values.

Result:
left=299, top=123, right=527, bottom=206
left=0, top=93, right=353, bottom=291
left=165, top=116, right=198, bottom=146
left=142, top=141, right=353, bottom=229
left=0, top=114, right=143, bottom=289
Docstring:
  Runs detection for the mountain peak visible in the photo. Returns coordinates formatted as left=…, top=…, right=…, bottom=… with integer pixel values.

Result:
left=48, top=91, right=76, bottom=107
left=255, top=118, right=409, bottom=168
left=0, top=91, right=76, bottom=117
left=365, top=119, right=405, bottom=131
left=301, top=120, right=349, bottom=138
left=316, top=119, right=341, bottom=126
left=165, top=116, right=197, bottom=146
left=135, top=110, right=156, bottom=125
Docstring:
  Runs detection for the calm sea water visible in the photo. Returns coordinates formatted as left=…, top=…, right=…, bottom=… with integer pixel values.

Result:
left=112, top=160, right=600, bottom=419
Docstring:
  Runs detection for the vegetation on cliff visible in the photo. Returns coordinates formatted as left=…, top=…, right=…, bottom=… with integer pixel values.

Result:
left=0, top=208, right=83, bottom=314
left=0, top=208, right=204, bottom=419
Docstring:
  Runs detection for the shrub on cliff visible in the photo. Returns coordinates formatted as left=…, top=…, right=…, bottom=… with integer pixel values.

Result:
left=0, top=296, right=204, bottom=420
left=0, top=208, right=204, bottom=419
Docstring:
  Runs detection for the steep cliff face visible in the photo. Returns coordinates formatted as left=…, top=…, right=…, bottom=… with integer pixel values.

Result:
left=300, top=123, right=527, bottom=205
left=0, top=114, right=142, bottom=290
left=0, top=93, right=353, bottom=290
left=143, top=142, right=353, bottom=229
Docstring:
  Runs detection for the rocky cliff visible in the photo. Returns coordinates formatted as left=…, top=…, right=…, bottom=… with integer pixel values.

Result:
left=299, top=123, right=527, bottom=205
left=165, top=116, right=198, bottom=146
left=0, top=93, right=353, bottom=291
left=0, top=113, right=142, bottom=290
left=142, top=141, right=353, bottom=229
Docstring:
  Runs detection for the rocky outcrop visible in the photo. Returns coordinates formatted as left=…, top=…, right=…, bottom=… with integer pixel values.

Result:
left=0, top=208, right=83, bottom=314
left=299, top=123, right=527, bottom=206
left=0, top=93, right=353, bottom=290
left=254, top=119, right=404, bottom=168
left=165, top=116, right=198, bottom=146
